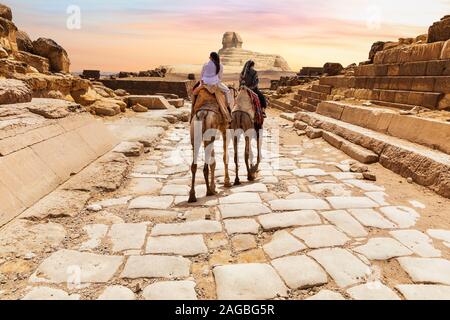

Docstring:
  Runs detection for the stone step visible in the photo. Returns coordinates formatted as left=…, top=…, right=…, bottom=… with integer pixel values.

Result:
left=370, top=100, right=418, bottom=111
left=295, top=111, right=450, bottom=198
left=320, top=75, right=449, bottom=94
left=316, top=101, right=450, bottom=154
left=270, top=100, right=291, bottom=112
left=298, top=102, right=317, bottom=112
left=307, top=97, right=323, bottom=107
left=298, top=89, right=328, bottom=100
left=312, top=84, right=333, bottom=95
left=373, top=41, right=446, bottom=65
left=373, top=89, right=443, bottom=109
left=355, top=59, right=450, bottom=77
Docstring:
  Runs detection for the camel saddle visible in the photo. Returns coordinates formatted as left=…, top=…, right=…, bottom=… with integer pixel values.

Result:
left=191, top=85, right=231, bottom=123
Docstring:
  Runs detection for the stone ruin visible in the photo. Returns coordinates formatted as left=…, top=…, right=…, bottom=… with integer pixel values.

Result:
left=219, top=32, right=291, bottom=72
left=0, top=3, right=190, bottom=226
left=270, top=15, right=450, bottom=198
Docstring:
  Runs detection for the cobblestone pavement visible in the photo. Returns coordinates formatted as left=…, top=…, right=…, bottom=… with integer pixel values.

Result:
left=1, top=111, right=450, bottom=300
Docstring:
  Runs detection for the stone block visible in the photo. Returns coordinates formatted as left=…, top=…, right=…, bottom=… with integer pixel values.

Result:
left=0, top=181, right=25, bottom=226
left=400, top=61, right=428, bottom=76
left=316, top=101, right=345, bottom=120
left=126, top=95, right=175, bottom=110
left=441, top=40, right=450, bottom=59
left=434, top=77, right=450, bottom=93
left=30, top=131, right=97, bottom=182
left=411, top=77, right=435, bottom=92
left=0, top=147, right=60, bottom=208
left=426, top=60, right=447, bottom=76
left=340, top=141, right=379, bottom=164
left=75, top=120, right=119, bottom=158
left=322, top=131, right=346, bottom=149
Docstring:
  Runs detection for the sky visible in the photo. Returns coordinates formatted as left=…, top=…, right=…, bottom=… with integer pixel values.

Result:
left=3, top=0, right=449, bottom=72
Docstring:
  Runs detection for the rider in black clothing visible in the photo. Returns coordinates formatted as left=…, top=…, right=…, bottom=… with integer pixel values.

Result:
left=240, top=60, right=267, bottom=116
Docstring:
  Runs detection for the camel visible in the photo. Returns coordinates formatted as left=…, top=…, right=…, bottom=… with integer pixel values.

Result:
left=188, top=86, right=232, bottom=203
left=231, top=87, right=262, bottom=185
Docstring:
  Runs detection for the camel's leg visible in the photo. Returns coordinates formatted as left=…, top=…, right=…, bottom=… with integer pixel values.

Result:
left=251, top=128, right=262, bottom=174
left=245, top=136, right=254, bottom=181
left=188, top=141, right=201, bottom=203
left=223, top=130, right=231, bottom=188
left=210, top=144, right=217, bottom=195
left=233, top=135, right=241, bottom=186
left=204, top=139, right=215, bottom=196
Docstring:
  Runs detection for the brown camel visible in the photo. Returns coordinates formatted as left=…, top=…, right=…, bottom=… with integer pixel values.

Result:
left=188, top=87, right=231, bottom=203
left=231, top=87, right=262, bottom=185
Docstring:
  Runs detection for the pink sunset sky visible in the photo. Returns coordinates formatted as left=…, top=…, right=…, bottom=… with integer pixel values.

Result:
left=4, top=0, right=449, bottom=72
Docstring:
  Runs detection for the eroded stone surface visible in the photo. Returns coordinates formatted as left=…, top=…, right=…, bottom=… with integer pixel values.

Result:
left=306, top=290, right=345, bottom=300
left=320, top=210, right=368, bottom=237
left=213, top=264, right=288, bottom=300
left=22, top=287, right=80, bottom=300
left=121, top=255, right=191, bottom=279
left=353, top=238, right=413, bottom=260
left=128, top=196, right=173, bottom=210
left=309, top=248, right=370, bottom=288
left=263, top=231, right=306, bottom=259
left=347, top=282, right=400, bottom=300
left=258, top=210, right=321, bottom=230
left=108, top=223, right=148, bottom=252
left=269, top=199, right=330, bottom=211
left=396, top=285, right=450, bottom=300
left=397, top=257, right=450, bottom=285
left=146, top=235, right=207, bottom=256
left=143, top=281, right=197, bottom=300
left=390, top=230, right=441, bottom=258
left=98, top=285, right=135, bottom=300
left=151, top=220, right=222, bottom=236
left=32, top=250, right=123, bottom=283
left=218, top=203, right=271, bottom=218
left=271, top=255, right=328, bottom=289
left=292, top=225, right=350, bottom=249
left=224, top=219, right=259, bottom=235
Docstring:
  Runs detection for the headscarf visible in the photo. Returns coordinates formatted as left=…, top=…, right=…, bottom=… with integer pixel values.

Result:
left=240, top=60, right=255, bottom=80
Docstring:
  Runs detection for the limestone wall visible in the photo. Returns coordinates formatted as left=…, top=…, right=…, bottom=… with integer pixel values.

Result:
left=0, top=100, right=119, bottom=226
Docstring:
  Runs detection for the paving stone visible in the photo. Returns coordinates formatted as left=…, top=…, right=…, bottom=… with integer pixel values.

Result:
left=80, top=224, right=108, bottom=251
left=396, top=285, right=450, bottom=300
left=306, top=290, right=345, bottom=300
left=143, top=281, right=197, bottom=300
left=269, top=199, right=330, bottom=211
left=22, top=287, right=80, bottom=300
left=347, top=282, right=400, bottom=300
left=331, top=172, right=364, bottom=180
left=344, top=180, right=385, bottom=192
left=320, top=210, right=368, bottom=237
left=348, top=209, right=397, bottom=229
left=292, top=225, right=350, bottom=249
left=285, top=192, right=318, bottom=200
left=258, top=210, right=321, bottom=231
left=224, top=219, right=259, bottom=235
left=128, top=196, right=173, bottom=210
left=309, top=183, right=353, bottom=197
left=150, top=220, right=222, bottom=236
left=353, top=238, right=413, bottom=260
left=309, top=248, right=371, bottom=288
left=327, top=197, right=379, bottom=209
left=121, top=255, right=191, bottom=279
left=98, top=285, right=135, bottom=300
left=293, top=169, right=327, bottom=177
left=379, top=206, right=419, bottom=228
left=160, top=184, right=190, bottom=196
left=231, top=183, right=268, bottom=193
left=213, top=263, right=288, bottom=300
left=390, top=230, right=441, bottom=258
left=218, top=203, right=271, bottom=219
left=108, top=223, right=148, bottom=252
left=365, top=192, right=390, bottom=206
left=232, top=234, right=257, bottom=252
left=263, top=231, right=307, bottom=259
left=397, top=257, right=450, bottom=285
left=126, top=178, right=162, bottom=195
left=427, top=229, right=450, bottom=243
left=219, top=192, right=261, bottom=204
left=271, top=255, right=328, bottom=289
left=91, top=196, right=132, bottom=209
left=146, top=235, right=207, bottom=256
left=32, top=249, right=124, bottom=283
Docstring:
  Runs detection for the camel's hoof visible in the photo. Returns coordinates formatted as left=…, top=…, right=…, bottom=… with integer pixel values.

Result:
left=188, top=195, right=197, bottom=203
left=248, top=175, right=256, bottom=182
left=234, top=180, right=241, bottom=186
left=224, top=182, right=232, bottom=188
left=206, top=189, right=217, bottom=196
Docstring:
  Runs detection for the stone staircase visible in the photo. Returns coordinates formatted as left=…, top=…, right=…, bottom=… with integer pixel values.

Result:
left=280, top=100, right=450, bottom=198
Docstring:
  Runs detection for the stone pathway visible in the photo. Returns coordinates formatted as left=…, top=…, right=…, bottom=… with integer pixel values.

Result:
left=0, top=111, right=449, bottom=300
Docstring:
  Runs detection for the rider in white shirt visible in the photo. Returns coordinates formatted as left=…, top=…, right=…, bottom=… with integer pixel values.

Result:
left=200, top=52, right=232, bottom=109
